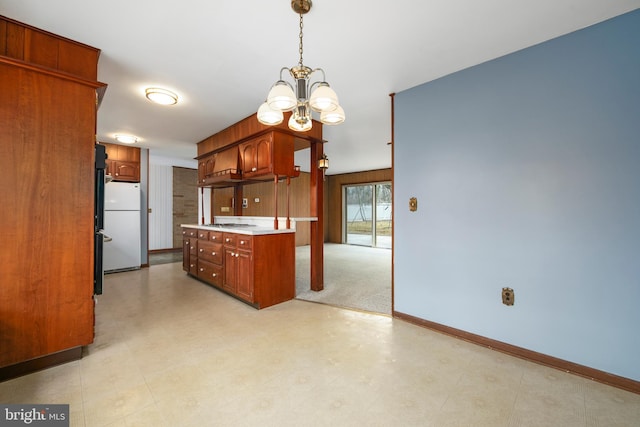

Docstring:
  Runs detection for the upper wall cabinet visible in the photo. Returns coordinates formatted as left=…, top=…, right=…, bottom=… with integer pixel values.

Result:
left=101, top=142, right=141, bottom=182
left=197, top=152, right=216, bottom=185
left=240, top=132, right=295, bottom=181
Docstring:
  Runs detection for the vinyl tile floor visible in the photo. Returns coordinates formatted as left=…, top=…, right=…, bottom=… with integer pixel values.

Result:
left=1, top=262, right=639, bottom=426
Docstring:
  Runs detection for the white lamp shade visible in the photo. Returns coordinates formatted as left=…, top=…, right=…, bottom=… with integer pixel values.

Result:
left=288, top=112, right=312, bottom=132
left=320, top=105, right=345, bottom=125
left=309, top=84, right=339, bottom=112
left=267, top=81, right=296, bottom=111
left=257, top=102, right=284, bottom=125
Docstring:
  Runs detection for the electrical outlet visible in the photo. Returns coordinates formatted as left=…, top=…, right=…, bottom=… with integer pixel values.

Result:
left=502, top=287, right=514, bottom=306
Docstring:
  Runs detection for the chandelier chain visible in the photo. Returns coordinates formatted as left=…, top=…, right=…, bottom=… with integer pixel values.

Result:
left=298, top=13, right=304, bottom=67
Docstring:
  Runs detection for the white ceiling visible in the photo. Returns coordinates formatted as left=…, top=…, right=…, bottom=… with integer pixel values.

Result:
left=3, top=1, right=639, bottom=174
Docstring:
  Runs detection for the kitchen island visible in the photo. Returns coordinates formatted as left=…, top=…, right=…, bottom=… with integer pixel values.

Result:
left=181, top=218, right=298, bottom=309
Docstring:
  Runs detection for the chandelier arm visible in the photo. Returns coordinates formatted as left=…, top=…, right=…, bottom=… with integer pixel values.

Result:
left=279, top=67, right=292, bottom=81
left=309, top=80, right=322, bottom=93
left=309, top=68, right=327, bottom=82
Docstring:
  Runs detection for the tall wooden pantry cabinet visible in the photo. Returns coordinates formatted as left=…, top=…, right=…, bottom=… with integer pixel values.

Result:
left=0, top=16, right=107, bottom=379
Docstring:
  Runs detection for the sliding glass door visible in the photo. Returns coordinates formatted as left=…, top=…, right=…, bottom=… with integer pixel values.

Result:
left=344, top=182, right=392, bottom=248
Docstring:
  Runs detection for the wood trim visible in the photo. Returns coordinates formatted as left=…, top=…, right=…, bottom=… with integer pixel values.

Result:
left=0, top=347, right=83, bottom=382
left=390, top=93, right=395, bottom=314
left=149, top=248, right=182, bottom=254
left=0, top=56, right=106, bottom=88
left=196, top=112, right=323, bottom=157
left=393, top=311, right=640, bottom=394
left=0, top=15, right=100, bottom=52
left=310, top=142, right=324, bottom=291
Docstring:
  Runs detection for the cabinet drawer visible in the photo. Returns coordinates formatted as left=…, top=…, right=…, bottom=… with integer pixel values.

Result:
left=197, top=260, right=223, bottom=287
left=188, top=258, right=198, bottom=275
left=183, top=228, right=198, bottom=238
left=198, top=230, right=209, bottom=240
left=209, top=231, right=222, bottom=242
left=223, top=233, right=237, bottom=246
left=237, top=236, right=252, bottom=249
left=198, top=241, right=223, bottom=265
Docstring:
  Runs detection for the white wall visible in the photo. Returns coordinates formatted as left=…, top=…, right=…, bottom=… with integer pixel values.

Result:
left=148, top=164, right=173, bottom=250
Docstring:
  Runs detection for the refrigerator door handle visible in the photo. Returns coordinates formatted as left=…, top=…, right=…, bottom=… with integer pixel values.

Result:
left=99, top=230, right=113, bottom=242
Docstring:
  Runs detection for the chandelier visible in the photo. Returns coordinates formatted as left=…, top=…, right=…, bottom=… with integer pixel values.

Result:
left=257, top=0, right=345, bottom=131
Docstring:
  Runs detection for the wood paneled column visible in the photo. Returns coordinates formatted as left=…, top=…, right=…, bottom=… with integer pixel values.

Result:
left=310, top=142, right=324, bottom=291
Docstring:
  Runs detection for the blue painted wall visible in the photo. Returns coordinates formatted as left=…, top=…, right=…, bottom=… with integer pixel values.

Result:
left=394, top=10, right=640, bottom=381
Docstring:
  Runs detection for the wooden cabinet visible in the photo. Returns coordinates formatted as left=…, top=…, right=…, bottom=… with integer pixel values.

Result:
left=109, top=160, right=140, bottom=182
left=198, top=231, right=223, bottom=287
left=223, top=233, right=253, bottom=300
left=182, top=228, right=198, bottom=275
left=239, top=132, right=295, bottom=180
left=197, top=153, right=216, bottom=186
left=182, top=227, right=295, bottom=309
left=102, top=143, right=141, bottom=182
left=0, top=17, right=106, bottom=376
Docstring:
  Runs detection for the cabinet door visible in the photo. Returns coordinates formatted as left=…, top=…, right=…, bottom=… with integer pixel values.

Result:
left=224, top=247, right=237, bottom=293
left=254, top=138, right=272, bottom=175
left=114, top=161, right=140, bottom=182
left=241, top=142, right=257, bottom=175
left=188, top=238, right=198, bottom=275
left=205, top=155, right=216, bottom=177
left=198, top=159, right=207, bottom=185
left=236, top=249, right=253, bottom=301
left=182, top=238, right=190, bottom=272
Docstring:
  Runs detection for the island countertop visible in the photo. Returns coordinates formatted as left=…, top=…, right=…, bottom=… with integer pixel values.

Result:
left=180, top=223, right=294, bottom=236
left=181, top=216, right=317, bottom=235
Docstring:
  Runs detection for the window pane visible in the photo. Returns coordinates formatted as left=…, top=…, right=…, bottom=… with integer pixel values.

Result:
left=375, top=184, right=392, bottom=249
left=346, top=185, right=373, bottom=246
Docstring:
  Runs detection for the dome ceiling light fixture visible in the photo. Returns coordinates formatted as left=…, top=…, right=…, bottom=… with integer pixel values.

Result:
left=257, top=0, right=345, bottom=131
left=145, top=87, right=179, bottom=105
left=114, top=134, right=138, bottom=144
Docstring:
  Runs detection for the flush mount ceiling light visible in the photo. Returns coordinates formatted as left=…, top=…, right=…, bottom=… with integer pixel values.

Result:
left=114, top=134, right=138, bottom=144
left=257, top=0, right=345, bottom=131
left=145, top=87, right=179, bottom=105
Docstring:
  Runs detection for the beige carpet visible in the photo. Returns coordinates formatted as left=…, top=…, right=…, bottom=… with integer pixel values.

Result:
left=295, top=243, right=392, bottom=314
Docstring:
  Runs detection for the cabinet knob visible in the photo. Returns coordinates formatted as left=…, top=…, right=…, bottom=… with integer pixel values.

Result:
left=212, top=236, right=216, bottom=240
left=185, top=241, right=189, bottom=245
left=199, top=268, right=204, bottom=272
left=190, top=264, right=195, bottom=267
left=225, top=238, right=230, bottom=242
left=212, top=273, right=217, bottom=277
left=212, top=252, right=216, bottom=256
left=199, top=249, right=204, bottom=252
left=235, top=253, right=239, bottom=258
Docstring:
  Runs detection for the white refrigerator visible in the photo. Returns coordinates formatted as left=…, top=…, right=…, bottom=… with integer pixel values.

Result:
left=104, top=182, right=141, bottom=272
